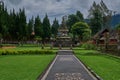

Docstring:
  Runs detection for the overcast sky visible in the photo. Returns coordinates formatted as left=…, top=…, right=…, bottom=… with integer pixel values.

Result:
left=2, top=0, right=120, bottom=23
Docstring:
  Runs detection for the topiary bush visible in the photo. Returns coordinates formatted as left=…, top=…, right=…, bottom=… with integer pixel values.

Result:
left=0, top=50, right=54, bottom=55
left=81, top=43, right=97, bottom=50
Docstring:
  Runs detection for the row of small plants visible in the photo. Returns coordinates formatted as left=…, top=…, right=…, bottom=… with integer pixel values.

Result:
left=0, top=50, right=55, bottom=55
left=81, top=43, right=120, bottom=56
left=0, top=44, right=17, bottom=47
left=81, top=43, right=97, bottom=50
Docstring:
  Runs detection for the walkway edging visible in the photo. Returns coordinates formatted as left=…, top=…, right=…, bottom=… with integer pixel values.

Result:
left=39, top=55, right=58, bottom=80
left=38, top=50, right=100, bottom=80
left=37, top=54, right=58, bottom=80
left=74, top=55, right=103, bottom=80
left=73, top=55, right=98, bottom=80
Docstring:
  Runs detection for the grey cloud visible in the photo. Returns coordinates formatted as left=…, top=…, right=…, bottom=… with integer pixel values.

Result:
left=3, top=0, right=120, bottom=23
left=8, top=0, right=22, bottom=5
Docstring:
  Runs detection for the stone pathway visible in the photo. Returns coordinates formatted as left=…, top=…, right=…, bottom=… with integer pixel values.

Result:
left=38, top=50, right=98, bottom=80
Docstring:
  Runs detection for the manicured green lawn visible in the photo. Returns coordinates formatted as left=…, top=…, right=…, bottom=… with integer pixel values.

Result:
left=74, top=50, right=120, bottom=80
left=0, top=55, right=55, bottom=80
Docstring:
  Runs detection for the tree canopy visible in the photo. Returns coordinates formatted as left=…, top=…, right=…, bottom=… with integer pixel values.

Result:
left=42, top=14, right=51, bottom=40
left=71, top=22, right=91, bottom=41
left=116, top=24, right=120, bottom=30
left=34, top=15, right=43, bottom=38
left=88, top=1, right=103, bottom=35
left=27, top=16, right=34, bottom=39
left=88, top=1, right=112, bottom=35
left=67, top=11, right=84, bottom=32
left=51, top=18, right=59, bottom=38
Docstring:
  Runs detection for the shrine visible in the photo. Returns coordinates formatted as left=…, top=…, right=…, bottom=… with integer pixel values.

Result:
left=54, top=16, right=72, bottom=47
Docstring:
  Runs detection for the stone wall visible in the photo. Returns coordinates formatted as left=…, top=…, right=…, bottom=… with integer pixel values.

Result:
left=54, top=40, right=73, bottom=47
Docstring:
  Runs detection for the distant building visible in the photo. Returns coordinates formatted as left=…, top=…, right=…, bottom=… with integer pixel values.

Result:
left=93, top=28, right=117, bottom=45
left=54, top=16, right=72, bottom=47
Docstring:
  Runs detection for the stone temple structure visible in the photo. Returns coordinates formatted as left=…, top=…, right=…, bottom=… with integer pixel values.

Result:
left=54, top=16, right=72, bottom=47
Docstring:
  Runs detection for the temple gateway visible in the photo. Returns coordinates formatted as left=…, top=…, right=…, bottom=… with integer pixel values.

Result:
left=54, top=16, right=72, bottom=47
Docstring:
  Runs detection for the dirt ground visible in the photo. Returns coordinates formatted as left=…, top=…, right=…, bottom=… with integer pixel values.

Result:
left=1, top=46, right=16, bottom=49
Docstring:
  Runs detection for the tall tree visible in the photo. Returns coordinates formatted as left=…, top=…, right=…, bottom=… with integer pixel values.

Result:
left=0, top=1, right=28, bottom=41
left=71, top=22, right=91, bottom=41
left=18, top=8, right=27, bottom=40
left=0, top=2, right=9, bottom=39
left=88, top=1, right=112, bottom=35
left=90, top=7, right=102, bottom=35
left=51, top=18, right=59, bottom=38
left=67, top=14, right=79, bottom=32
left=42, top=14, right=51, bottom=40
left=27, top=16, right=34, bottom=39
left=34, top=15, right=43, bottom=38
left=67, top=11, right=84, bottom=32
left=76, top=11, right=84, bottom=21
left=8, top=9, right=18, bottom=40
left=88, top=1, right=103, bottom=35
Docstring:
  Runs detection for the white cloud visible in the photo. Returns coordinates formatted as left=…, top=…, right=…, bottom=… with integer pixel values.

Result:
left=3, top=0, right=120, bottom=23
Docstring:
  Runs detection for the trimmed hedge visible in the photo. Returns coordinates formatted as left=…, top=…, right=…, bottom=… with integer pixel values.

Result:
left=81, top=43, right=97, bottom=50
left=0, top=50, right=55, bottom=55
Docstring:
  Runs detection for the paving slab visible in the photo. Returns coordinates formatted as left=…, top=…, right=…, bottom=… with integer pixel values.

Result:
left=39, top=50, right=98, bottom=80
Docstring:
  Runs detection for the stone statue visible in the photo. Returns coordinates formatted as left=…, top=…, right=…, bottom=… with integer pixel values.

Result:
left=61, top=16, right=67, bottom=29
left=54, top=16, right=73, bottom=47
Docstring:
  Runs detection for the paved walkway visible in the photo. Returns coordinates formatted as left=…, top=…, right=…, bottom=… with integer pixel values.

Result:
left=38, top=50, right=98, bottom=80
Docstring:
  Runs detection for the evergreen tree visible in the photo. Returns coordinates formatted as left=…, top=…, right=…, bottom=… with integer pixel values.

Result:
left=0, top=2, right=9, bottom=39
left=88, top=1, right=111, bottom=35
left=27, top=16, right=34, bottom=39
left=18, top=8, right=27, bottom=40
left=67, top=14, right=79, bottom=32
left=0, top=1, right=28, bottom=41
left=42, top=14, right=51, bottom=40
left=76, top=11, right=84, bottom=21
left=51, top=18, right=59, bottom=38
left=3, top=7, right=9, bottom=39
left=34, top=15, right=43, bottom=38
left=8, top=9, right=17, bottom=40
left=90, top=8, right=102, bottom=35
left=67, top=11, right=84, bottom=32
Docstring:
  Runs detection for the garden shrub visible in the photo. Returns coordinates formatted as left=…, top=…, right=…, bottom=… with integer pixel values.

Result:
left=0, top=50, right=54, bottom=55
left=81, top=43, right=97, bottom=50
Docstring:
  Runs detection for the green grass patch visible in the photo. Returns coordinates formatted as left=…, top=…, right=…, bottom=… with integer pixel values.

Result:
left=74, top=50, right=120, bottom=80
left=0, top=55, right=55, bottom=80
